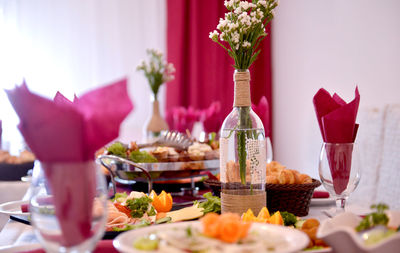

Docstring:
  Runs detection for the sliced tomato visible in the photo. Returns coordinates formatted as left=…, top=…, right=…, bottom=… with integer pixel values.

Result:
left=114, top=203, right=131, bottom=217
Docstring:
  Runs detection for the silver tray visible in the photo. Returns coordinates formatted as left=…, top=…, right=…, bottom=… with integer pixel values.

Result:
left=97, top=155, right=219, bottom=194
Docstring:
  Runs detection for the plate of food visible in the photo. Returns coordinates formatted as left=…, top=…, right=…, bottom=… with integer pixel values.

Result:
left=241, top=206, right=330, bottom=252
left=317, top=204, right=400, bottom=253
left=0, top=200, right=29, bottom=217
left=114, top=212, right=310, bottom=253
left=97, top=137, right=219, bottom=183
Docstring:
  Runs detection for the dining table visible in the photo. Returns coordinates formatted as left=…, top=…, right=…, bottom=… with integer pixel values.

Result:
left=0, top=180, right=357, bottom=253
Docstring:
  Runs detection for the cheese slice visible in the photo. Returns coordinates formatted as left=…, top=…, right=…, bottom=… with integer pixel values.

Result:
left=166, top=204, right=204, bottom=222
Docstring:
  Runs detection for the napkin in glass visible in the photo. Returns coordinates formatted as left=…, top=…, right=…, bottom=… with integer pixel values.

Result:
left=6, top=78, right=133, bottom=246
left=313, top=87, right=360, bottom=195
left=200, top=101, right=222, bottom=134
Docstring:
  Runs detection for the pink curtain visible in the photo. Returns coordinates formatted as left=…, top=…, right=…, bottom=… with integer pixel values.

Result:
left=166, top=0, right=273, bottom=136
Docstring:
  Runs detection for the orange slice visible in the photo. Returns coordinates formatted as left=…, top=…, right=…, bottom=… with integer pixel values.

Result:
left=152, top=190, right=173, bottom=212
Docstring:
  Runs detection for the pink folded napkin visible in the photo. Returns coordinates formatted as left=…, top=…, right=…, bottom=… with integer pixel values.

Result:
left=252, top=96, right=270, bottom=137
left=166, top=106, right=201, bottom=133
left=313, top=87, right=360, bottom=143
left=200, top=101, right=222, bottom=134
left=18, top=240, right=118, bottom=253
left=6, top=78, right=133, bottom=246
left=312, top=191, right=330, bottom=198
left=313, top=87, right=360, bottom=195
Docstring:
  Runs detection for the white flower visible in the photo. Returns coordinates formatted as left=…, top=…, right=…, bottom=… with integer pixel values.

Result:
left=234, top=6, right=243, bottom=14
left=166, top=63, right=175, bottom=73
left=155, top=50, right=163, bottom=58
left=238, top=1, right=249, bottom=11
left=220, top=32, right=225, bottom=41
left=257, top=9, right=264, bottom=19
left=217, top=18, right=228, bottom=30
left=258, top=0, right=267, bottom=8
left=225, top=12, right=233, bottom=20
left=224, top=0, right=233, bottom=9
left=228, top=22, right=239, bottom=31
left=243, top=41, right=251, bottom=48
left=209, top=30, right=219, bottom=41
left=251, top=16, right=259, bottom=23
left=238, top=12, right=251, bottom=26
left=232, top=31, right=240, bottom=44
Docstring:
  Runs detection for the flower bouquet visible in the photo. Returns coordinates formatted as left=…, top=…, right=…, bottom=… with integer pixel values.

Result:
left=137, top=49, right=175, bottom=140
left=209, top=0, right=278, bottom=215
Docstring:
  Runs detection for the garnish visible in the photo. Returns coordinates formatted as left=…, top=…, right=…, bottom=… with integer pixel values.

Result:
left=107, top=142, right=127, bottom=158
left=133, top=236, right=159, bottom=251
left=112, top=220, right=151, bottom=232
left=114, top=202, right=132, bottom=217
left=356, top=203, right=389, bottom=232
left=112, top=192, right=128, bottom=203
left=150, top=190, right=173, bottom=212
left=241, top=207, right=283, bottom=225
left=201, top=212, right=251, bottom=243
left=126, top=196, right=154, bottom=218
left=186, top=225, right=193, bottom=237
left=195, top=192, right=221, bottom=214
left=129, top=150, right=158, bottom=163
left=281, top=211, right=298, bottom=227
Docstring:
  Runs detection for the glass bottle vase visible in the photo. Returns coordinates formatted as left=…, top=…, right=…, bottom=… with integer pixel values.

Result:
left=144, top=95, right=169, bottom=142
left=220, top=69, right=267, bottom=215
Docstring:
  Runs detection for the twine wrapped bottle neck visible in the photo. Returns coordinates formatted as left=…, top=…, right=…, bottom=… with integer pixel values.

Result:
left=233, top=70, right=251, bottom=107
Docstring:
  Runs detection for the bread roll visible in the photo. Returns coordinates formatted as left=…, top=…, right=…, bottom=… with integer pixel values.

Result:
left=266, top=161, right=313, bottom=185
left=298, top=174, right=312, bottom=184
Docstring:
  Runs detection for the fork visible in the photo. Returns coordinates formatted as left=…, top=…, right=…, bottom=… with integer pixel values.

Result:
left=138, top=131, right=193, bottom=150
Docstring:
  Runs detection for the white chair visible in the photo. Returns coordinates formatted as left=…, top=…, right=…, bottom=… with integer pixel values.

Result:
left=349, top=106, right=385, bottom=206
left=375, top=104, right=400, bottom=209
left=349, top=104, right=400, bottom=210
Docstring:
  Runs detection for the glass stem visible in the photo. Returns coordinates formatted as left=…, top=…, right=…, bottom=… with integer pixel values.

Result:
left=335, top=197, right=346, bottom=214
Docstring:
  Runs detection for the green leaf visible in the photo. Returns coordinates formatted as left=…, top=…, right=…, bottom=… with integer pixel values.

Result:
left=197, top=192, right=221, bottom=214
left=129, top=150, right=158, bottom=163
left=107, top=142, right=127, bottom=158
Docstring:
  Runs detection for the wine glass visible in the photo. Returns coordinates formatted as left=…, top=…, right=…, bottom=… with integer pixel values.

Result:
left=319, top=142, right=361, bottom=215
left=29, top=161, right=108, bottom=253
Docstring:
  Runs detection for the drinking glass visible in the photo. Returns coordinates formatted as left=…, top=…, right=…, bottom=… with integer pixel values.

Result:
left=319, top=142, right=361, bottom=215
left=29, top=161, right=108, bottom=253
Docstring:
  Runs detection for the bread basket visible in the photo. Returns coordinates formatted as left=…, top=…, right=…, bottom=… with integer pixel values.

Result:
left=203, top=178, right=321, bottom=217
left=265, top=179, right=321, bottom=216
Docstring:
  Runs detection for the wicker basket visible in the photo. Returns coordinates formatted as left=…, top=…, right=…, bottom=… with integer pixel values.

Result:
left=203, top=178, right=321, bottom=217
left=203, top=179, right=222, bottom=197
left=266, top=179, right=321, bottom=216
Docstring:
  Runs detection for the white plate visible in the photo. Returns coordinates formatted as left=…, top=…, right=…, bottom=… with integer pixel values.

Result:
left=317, top=211, right=400, bottom=253
left=306, top=247, right=332, bottom=253
left=0, top=200, right=30, bottom=217
left=0, top=243, right=41, bottom=253
left=113, top=221, right=309, bottom=253
left=310, top=197, right=336, bottom=206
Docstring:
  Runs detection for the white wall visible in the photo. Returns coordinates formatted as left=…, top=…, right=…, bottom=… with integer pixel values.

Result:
left=272, top=0, right=400, bottom=179
left=0, top=0, right=166, bottom=153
